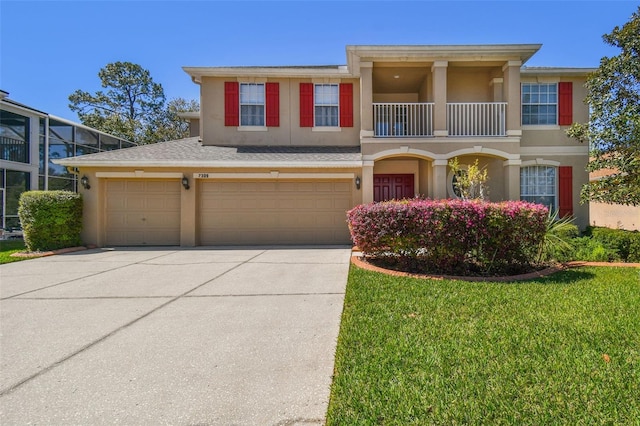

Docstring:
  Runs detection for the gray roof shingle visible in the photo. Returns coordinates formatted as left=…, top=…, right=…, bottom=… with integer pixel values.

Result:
left=55, top=137, right=362, bottom=167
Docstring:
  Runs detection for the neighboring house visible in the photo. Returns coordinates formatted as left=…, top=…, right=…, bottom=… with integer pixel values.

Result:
left=56, top=44, right=593, bottom=247
left=0, top=91, right=136, bottom=230
left=588, top=168, right=640, bottom=231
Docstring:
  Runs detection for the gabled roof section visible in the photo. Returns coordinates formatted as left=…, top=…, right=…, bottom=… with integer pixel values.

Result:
left=346, top=44, right=542, bottom=74
left=183, top=65, right=352, bottom=83
left=54, top=137, right=362, bottom=168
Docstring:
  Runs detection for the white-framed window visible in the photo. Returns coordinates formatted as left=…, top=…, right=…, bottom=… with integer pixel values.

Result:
left=314, top=84, right=339, bottom=127
left=520, top=165, right=557, bottom=210
left=521, top=83, right=557, bottom=125
left=240, top=83, right=265, bottom=126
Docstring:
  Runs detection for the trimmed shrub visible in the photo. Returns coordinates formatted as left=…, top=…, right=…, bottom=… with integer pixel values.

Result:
left=347, top=199, right=548, bottom=275
left=18, top=191, right=83, bottom=252
left=584, top=226, right=640, bottom=262
left=571, top=237, right=620, bottom=262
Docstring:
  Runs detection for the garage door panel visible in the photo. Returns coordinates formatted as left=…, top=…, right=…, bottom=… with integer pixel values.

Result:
left=199, top=180, right=352, bottom=245
left=124, top=180, right=145, bottom=192
left=105, top=179, right=180, bottom=246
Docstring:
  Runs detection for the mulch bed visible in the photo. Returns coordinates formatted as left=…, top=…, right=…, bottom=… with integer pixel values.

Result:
left=351, top=251, right=640, bottom=282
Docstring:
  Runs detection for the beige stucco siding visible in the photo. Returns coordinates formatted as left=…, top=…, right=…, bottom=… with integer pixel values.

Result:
left=200, top=77, right=360, bottom=147
left=447, top=67, right=499, bottom=102
left=590, top=203, right=640, bottom=231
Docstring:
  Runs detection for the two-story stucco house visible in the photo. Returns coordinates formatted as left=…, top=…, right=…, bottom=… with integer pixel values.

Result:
left=57, top=44, right=593, bottom=247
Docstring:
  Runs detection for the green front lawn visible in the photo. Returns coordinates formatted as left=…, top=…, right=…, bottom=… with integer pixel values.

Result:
left=327, top=265, right=640, bottom=424
left=0, top=240, right=27, bottom=264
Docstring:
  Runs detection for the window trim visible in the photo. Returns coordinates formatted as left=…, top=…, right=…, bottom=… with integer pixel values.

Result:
left=521, top=83, right=558, bottom=126
left=239, top=82, right=265, bottom=127
left=313, top=83, right=340, bottom=128
left=520, top=164, right=558, bottom=211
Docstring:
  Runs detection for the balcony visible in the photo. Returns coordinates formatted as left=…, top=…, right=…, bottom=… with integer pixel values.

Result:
left=0, top=136, right=29, bottom=163
left=447, top=103, right=506, bottom=137
left=374, top=103, right=434, bottom=137
left=373, top=102, right=507, bottom=138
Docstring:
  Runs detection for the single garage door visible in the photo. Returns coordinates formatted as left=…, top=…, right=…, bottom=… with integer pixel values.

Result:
left=199, top=180, right=353, bottom=245
left=105, top=179, right=181, bottom=246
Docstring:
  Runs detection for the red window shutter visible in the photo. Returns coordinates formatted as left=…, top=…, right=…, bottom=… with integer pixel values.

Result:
left=339, top=83, right=353, bottom=127
left=224, top=82, right=239, bottom=127
left=558, top=166, right=573, bottom=217
left=265, top=82, right=279, bottom=127
left=299, top=83, right=314, bottom=127
left=558, top=82, right=573, bottom=125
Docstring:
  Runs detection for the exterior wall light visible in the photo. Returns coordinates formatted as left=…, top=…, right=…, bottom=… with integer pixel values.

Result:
left=355, top=176, right=361, bottom=190
left=182, top=176, right=190, bottom=190
left=80, top=175, right=90, bottom=190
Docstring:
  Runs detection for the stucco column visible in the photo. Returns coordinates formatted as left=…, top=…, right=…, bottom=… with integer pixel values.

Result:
left=362, top=161, right=374, bottom=204
left=432, top=159, right=448, bottom=199
left=180, top=174, right=197, bottom=246
left=503, top=61, right=522, bottom=136
left=503, top=160, right=522, bottom=201
left=431, top=61, right=448, bottom=137
left=360, top=62, right=374, bottom=138
left=490, top=78, right=504, bottom=102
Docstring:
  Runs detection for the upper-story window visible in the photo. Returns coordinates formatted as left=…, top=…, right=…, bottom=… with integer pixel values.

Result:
left=314, top=84, right=339, bottom=127
left=522, top=83, right=557, bottom=125
left=224, top=82, right=279, bottom=128
left=299, top=82, right=353, bottom=129
left=240, top=83, right=265, bottom=126
left=521, top=82, right=573, bottom=126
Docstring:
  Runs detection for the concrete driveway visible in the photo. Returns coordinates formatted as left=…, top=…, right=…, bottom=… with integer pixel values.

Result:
left=0, top=246, right=351, bottom=425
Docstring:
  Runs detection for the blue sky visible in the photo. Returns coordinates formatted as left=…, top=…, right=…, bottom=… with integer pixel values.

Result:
left=1, top=1, right=637, bottom=120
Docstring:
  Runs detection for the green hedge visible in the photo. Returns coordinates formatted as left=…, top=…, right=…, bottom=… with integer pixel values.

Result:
left=554, top=227, right=640, bottom=263
left=583, top=227, right=640, bottom=262
left=18, top=191, right=83, bottom=252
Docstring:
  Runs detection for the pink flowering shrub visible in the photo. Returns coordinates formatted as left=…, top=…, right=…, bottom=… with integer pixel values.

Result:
left=347, top=199, right=549, bottom=275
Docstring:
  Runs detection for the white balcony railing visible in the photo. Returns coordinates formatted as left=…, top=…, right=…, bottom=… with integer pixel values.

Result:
left=372, top=102, right=507, bottom=138
left=447, top=102, right=507, bottom=137
left=373, top=103, right=434, bottom=137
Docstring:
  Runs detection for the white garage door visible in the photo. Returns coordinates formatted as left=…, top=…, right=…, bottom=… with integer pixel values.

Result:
left=199, top=180, right=353, bottom=245
left=105, top=179, right=181, bottom=246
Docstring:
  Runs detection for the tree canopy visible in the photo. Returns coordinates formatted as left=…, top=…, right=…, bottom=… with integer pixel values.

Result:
left=69, top=62, right=198, bottom=145
left=567, top=7, right=640, bottom=206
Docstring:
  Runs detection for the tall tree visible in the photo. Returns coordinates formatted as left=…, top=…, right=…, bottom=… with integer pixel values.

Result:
left=69, top=62, right=166, bottom=144
left=567, top=7, right=640, bottom=206
left=145, top=97, right=200, bottom=143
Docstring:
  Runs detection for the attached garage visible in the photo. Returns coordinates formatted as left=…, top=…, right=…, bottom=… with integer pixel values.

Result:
left=199, top=179, right=353, bottom=245
left=105, top=179, right=181, bottom=246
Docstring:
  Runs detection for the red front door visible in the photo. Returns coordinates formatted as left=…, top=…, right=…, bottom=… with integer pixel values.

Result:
left=373, top=174, right=415, bottom=201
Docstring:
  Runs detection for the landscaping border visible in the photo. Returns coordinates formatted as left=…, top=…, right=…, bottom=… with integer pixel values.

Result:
left=10, top=245, right=91, bottom=259
left=351, top=252, right=640, bottom=282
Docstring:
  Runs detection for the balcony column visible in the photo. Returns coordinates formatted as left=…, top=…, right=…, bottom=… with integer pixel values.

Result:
left=503, top=159, right=522, bottom=201
left=432, top=159, right=448, bottom=199
left=360, top=61, right=374, bottom=139
left=503, top=60, right=522, bottom=136
left=431, top=61, right=448, bottom=137
left=362, top=161, right=374, bottom=204
left=490, top=78, right=503, bottom=102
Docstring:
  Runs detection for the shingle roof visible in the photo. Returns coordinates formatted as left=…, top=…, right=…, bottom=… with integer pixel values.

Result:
left=55, top=137, right=362, bottom=168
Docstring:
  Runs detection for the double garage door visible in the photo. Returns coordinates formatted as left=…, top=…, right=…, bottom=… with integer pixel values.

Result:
left=104, top=178, right=353, bottom=246
left=199, top=180, right=353, bottom=245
